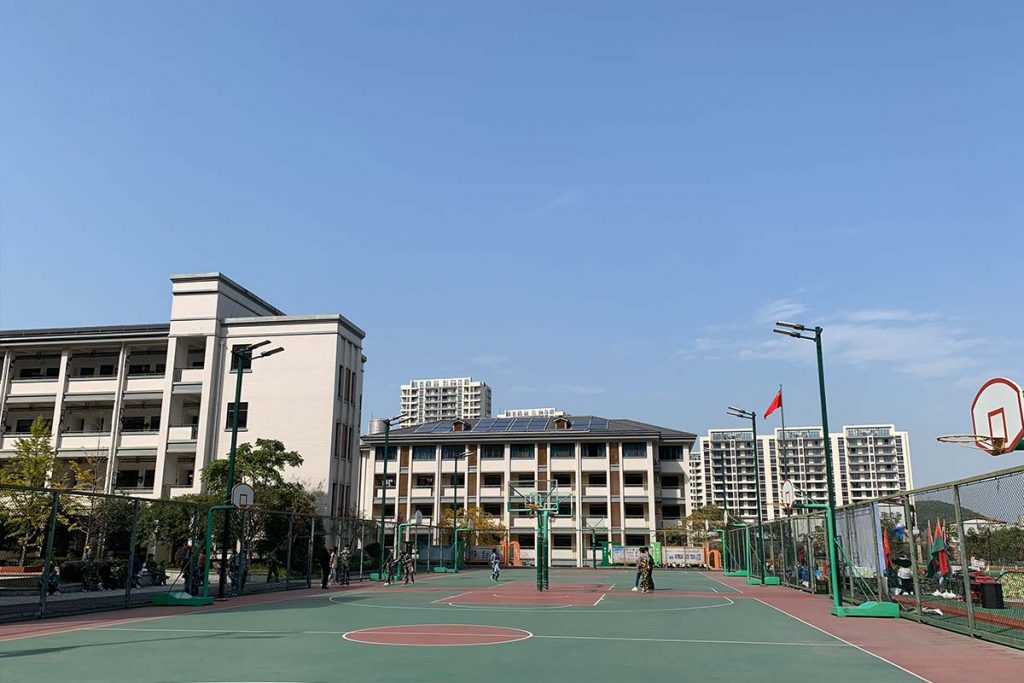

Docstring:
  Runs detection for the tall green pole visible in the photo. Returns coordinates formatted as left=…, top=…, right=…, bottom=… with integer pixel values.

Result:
left=451, top=452, right=458, bottom=570
left=814, top=328, right=842, bottom=608
left=218, top=346, right=248, bottom=599
left=377, top=420, right=390, bottom=580
left=752, top=415, right=767, bottom=582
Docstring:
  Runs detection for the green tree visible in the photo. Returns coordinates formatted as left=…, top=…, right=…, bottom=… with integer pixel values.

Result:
left=663, top=504, right=725, bottom=546
left=439, top=506, right=506, bottom=545
left=201, top=439, right=303, bottom=494
left=0, top=418, right=62, bottom=563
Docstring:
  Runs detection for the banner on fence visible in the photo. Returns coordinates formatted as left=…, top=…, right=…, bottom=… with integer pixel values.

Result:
left=467, top=547, right=499, bottom=563
left=662, top=546, right=705, bottom=566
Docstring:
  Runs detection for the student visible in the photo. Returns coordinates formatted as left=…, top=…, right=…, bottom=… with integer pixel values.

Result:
left=894, top=552, right=914, bottom=596
left=383, top=553, right=397, bottom=586
left=328, top=547, right=338, bottom=585
left=490, top=549, right=501, bottom=582
left=637, top=546, right=654, bottom=594
left=338, top=547, right=351, bottom=585
left=401, top=550, right=416, bottom=585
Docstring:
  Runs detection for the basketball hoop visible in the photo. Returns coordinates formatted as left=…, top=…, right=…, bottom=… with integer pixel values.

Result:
left=231, top=482, right=255, bottom=510
left=780, top=479, right=796, bottom=512
left=937, top=434, right=1007, bottom=454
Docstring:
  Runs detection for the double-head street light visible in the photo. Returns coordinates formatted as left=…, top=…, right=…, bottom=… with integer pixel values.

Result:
left=726, top=406, right=767, bottom=584
left=451, top=448, right=471, bottom=571
left=218, top=340, right=284, bottom=600
left=772, top=321, right=842, bottom=608
left=376, top=416, right=403, bottom=580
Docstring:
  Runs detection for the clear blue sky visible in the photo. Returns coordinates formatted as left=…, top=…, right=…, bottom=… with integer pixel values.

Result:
left=2, top=2, right=1021, bottom=486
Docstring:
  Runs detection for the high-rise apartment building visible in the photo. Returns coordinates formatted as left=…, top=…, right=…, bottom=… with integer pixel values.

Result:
left=399, top=377, right=491, bottom=427
left=691, top=424, right=912, bottom=521
left=0, top=273, right=365, bottom=515
left=359, top=415, right=696, bottom=566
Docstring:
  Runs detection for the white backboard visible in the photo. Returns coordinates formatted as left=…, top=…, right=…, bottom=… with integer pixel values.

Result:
left=972, top=377, right=1024, bottom=455
left=231, top=482, right=256, bottom=509
left=780, top=479, right=796, bottom=511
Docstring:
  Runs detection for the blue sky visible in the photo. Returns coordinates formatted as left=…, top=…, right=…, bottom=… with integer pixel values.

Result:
left=1, top=2, right=1021, bottom=485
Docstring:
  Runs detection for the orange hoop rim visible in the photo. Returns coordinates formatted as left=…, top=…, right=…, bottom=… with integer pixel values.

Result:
left=936, top=433, right=1007, bottom=454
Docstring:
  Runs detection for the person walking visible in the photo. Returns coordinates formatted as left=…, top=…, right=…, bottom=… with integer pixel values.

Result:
left=490, top=548, right=501, bottom=582
left=637, top=546, right=654, bottom=594
left=328, top=547, right=338, bottom=585
left=401, top=550, right=416, bottom=585
left=382, top=552, right=397, bottom=586
left=339, top=546, right=351, bottom=585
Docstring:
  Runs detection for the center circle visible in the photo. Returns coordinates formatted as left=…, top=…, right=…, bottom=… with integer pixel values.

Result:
left=343, top=624, right=532, bottom=647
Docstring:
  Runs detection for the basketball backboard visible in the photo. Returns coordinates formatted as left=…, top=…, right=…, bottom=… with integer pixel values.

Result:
left=231, top=482, right=255, bottom=509
left=507, top=479, right=568, bottom=514
left=973, top=378, right=1024, bottom=455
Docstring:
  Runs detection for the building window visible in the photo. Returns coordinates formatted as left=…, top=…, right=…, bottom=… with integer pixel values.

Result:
left=334, top=422, right=342, bottom=459
left=449, top=474, right=465, bottom=487
left=552, top=535, right=573, bottom=549
left=379, top=504, right=396, bottom=518
left=415, top=474, right=434, bottom=487
left=550, top=443, right=574, bottom=458
left=344, top=425, right=353, bottom=460
left=99, top=364, right=116, bottom=376
left=625, top=534, right=648, bottom=546
left=338, top=366, right=345, bottom=398
left=662, top=504, right=681, bottom=518
left=441, top=445, right=467, bottom=460
left=480, top=444, right=504, bottom=459
left=660, top=475, right=680, bottom=487
left=511, top=444, right=535, bottom=460
left=582, top=443, right=606, bottom=458
left=623, top=473, right=643, bottom=487
left=225, top=402, right=248, bottom=429
left=517, top=534, right=535, bottom=549
left=413, top=504, right=433, bottom=518
left=229, top=345, right=252, bottom=372
left=482, top=503, right=503, bottom=516
left=622, top=442, right=647, bottom=458
left=588, top=503, right=608, bottom=517
left=483, top=473, right=503, bottom=487
left=553, top=473, right=572, bottom=488
left=374, top=446, right=397, bottom=461
left=588, top=473, right=607, bottom=486
left=624, top=504, right=645, bottom=518
left=413, top=445, right=436, bottom=461
left=557, top=501, right=573, bottom=517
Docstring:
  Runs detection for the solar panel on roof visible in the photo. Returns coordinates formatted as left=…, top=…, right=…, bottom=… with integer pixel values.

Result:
left=570, top=417, right=591, bottom=430
left=509, top=418, right=532, bottom=431
left=590, top=418, right=609, bottom=430
left=432, top=422, right=453, bottom=433
left=491, top=418, right=514, bottom=431
left=526, top=417, right=550, bottom=431
left=414, top=423, right=437, bottom=433
left=473, top=418, right=497, bottom=431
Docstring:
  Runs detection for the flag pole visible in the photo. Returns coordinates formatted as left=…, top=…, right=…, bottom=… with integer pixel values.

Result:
left=779, top=384, right=787, bottom=482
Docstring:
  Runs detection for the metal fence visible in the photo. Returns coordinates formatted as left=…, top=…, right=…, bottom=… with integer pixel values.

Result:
left=0, top=484, right=452, bottom=623
left=761, top=463, right=1024, bottom=649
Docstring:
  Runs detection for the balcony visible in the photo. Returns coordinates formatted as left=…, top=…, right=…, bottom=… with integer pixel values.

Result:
left=584, top=516, right=607, bottom=528
left=7, top=377, right=60, bottom=397
left=512, top=516, right=535, bottom=529
left=551, top=517, right=575, bottom=529
left=409, top=487, right=434, bottom=499
left=59, top=433, right=112, bottom=451
left=659, top=487, right=685, bottom=499
left=168, top=425, right=199, bottom=442
left=125, top=375, right=165, bottom=393
left=623, top=486, right=647, bottom=497
left=479, top=486, right=503, bottom=498
left=66, top=376, right=119, bottom=396
left=583, top=486, right=609, bottom=497
left=174, top=368, right=205, bottom=383
left=119, top=431, right=160, bottom=449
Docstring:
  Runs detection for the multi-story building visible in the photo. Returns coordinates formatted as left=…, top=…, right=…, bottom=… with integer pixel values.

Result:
left=359, top=415, right=696, bottom=566
left=691, top=424, right=913, bottom=521
left=497, top=408, right=566, bottom=418
left=0, top=272, right=365, bottom=515
left=399, top=377, right=491, bottom=427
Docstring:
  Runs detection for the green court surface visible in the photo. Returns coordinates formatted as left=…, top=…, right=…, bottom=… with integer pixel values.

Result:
left=0, top=568, right=922, bottom=683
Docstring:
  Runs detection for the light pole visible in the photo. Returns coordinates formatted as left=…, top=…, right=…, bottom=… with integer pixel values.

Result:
left=217, top=340, right=284, bottom=600
left=726, top=406, right=768, bottom=585
left=450, top=448, right=471, bottom=571
left=376, top=416, right=402, bottom=581
left=773, top=321, right=842, bottom=606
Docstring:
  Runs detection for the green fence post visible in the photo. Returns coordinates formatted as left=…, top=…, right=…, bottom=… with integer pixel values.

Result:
left=285, top=514, right=294, bottom=590
left=38, top=491, right=60, bottom=618
left=306, top=517, right=315, bottom=589
left=952, top=485, right=976, bottom=633
left=903, top=495, right=922, bottom=619
left=124, top=500, right=141, bottom=608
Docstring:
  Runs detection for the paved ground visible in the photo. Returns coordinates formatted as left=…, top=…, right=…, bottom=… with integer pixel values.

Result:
left=1, top=568, right=1021, bottom=683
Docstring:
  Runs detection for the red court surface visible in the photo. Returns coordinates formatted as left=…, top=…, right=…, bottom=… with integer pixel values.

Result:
left=343, top=623, right=532, bottom=646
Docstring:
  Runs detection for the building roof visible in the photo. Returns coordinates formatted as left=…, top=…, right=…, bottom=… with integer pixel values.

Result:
left=0, top=323, right=171, bottom=345
left=363, top=415, right=696, bottom=444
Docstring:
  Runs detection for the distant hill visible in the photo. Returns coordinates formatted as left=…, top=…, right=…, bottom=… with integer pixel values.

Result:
left=914, top=499, right=991, bottom=525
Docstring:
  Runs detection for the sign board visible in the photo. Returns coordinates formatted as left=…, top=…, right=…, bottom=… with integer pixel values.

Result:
left=972, top=377, right=1024, bottom=455
left=781, top=479, right=796, bottom=511
left=662, top=546, right=705, bottom=567
left=231, top=482, right=255, bottom=509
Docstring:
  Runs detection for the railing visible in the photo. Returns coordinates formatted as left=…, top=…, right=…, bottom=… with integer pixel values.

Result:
left=760, top=462, right=1024, bottom=650
left=168, top=425, right=199, bottom=441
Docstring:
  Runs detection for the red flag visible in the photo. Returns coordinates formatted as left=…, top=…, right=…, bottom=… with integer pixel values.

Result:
left=927, top=521, right=934, bottom=546
left=764, top=390, right=783, bottom=419
left=882, top=527, right=892, bottom=568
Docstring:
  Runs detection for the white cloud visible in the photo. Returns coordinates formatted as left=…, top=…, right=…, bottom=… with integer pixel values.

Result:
left=757, top=298, right=806, bottom=323
left=678, top=300, right=988, bottom=379
left=540, top=188, right=586, bottom=211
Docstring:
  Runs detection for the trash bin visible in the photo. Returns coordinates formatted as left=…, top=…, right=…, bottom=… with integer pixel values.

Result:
left=980, top=582, right=1004, bottom=609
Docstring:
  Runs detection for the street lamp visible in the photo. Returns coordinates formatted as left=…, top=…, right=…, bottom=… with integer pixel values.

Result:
left=451, top=448, right=471, bottom=571
left=726, top=406, right=768, bottom=585
left=218, top=340, right=284, bottom=600
left=772, top=321, right=842, bottom=607
left=376, top=416, right=403, bottom=581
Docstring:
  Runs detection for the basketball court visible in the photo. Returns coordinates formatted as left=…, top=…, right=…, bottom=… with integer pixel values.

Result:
left=3, top=567, right=1023, bottom=682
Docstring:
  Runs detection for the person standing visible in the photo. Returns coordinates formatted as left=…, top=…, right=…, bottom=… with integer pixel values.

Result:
left=339, top=546, right=351, bottom=585
left=637, top=546, right=654, bottom=594
left=401, top=550, right=416, bottom=585
left=328, top=547, right=338, bottom=585
left=383, top=552, right=397, bottom=586
left=490, top=548, right=501, bottom=582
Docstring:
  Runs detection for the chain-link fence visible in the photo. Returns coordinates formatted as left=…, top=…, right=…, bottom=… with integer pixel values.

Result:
left=760, top=463, right=1024, bottom=649
left=0, top=484, right=430, bottom=622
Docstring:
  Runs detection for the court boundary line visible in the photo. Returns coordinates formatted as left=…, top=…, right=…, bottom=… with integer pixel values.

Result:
left=752, top=598, right=932, bottom=683
left=700, top=572, right=742, bottom=594
left=329, top=593, right=738, bottom=613
left=342, top=624, right=533, bottom=647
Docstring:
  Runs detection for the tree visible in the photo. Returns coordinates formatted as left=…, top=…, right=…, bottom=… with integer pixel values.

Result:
left=201, top=439, right=303, bottom=494
left=438, top=506, right=506, bottom=546
left=663, top=504, right=725, bottom=546
left=0, top=418, right=62, bottom=564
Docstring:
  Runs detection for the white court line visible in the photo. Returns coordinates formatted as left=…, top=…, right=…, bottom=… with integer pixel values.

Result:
left=431, top=591, right=471, bottom=604
left=594, top=593, right=607, bottom=606
left=534, top=634, right=849, bottom=647
left=752, top=598, right=931, bottom=683
left=701, top=572, right=742, bottom=594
